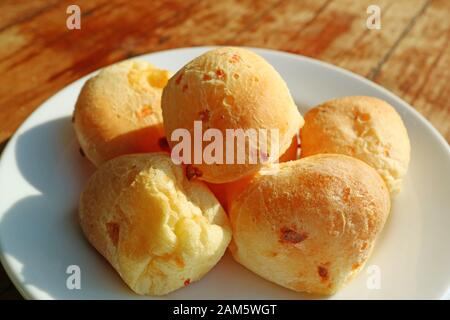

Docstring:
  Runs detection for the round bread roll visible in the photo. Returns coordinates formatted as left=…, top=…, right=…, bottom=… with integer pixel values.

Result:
left=73, top=60, right=171, bottom=166
left=229, top=154, right=390, bottom=295
left=300, top=96, right=410, bottom=195
left=162, top=47, right=304, bottom=183
left=79, top=153, right=231, bottom=296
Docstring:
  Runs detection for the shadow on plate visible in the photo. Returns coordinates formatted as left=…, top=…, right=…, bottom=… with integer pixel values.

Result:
left=0, top=117, right=108, bottom=299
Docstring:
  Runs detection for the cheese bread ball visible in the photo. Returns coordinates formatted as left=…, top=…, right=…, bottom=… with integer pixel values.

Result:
left=162, top=47, right=303, bottom=183
left=229, top=154, right=390, bottom=295
left=73, top=60, right=171, bottom=166
left=79, top=153, right=231, bottom=296
left=300, top=96, right=410, bottom=195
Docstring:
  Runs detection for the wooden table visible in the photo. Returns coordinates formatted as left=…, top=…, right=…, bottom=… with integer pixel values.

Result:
left=0, top=0, right=449, bottom=299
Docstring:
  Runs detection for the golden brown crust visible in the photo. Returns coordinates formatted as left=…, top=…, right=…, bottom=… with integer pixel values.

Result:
left=79, top=153, right=231, bottom=296
left=229, top=154, right=390, bottom=295
left=73, top=60, right=171, bottom=166
left=162, top=47, right=304, bottom=183
left=300, top=96, right=410, bottom=195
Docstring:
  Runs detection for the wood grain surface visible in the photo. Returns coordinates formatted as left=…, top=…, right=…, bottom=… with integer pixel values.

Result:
left=0, top=0, right=449, bottom=299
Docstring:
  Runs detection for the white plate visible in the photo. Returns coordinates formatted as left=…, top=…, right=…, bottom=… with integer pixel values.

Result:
left=0, top=47, right=449, bottom=300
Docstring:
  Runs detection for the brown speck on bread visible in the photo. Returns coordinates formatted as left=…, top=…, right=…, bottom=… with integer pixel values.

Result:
left=79, top=147, right=85, bottom=157
left=199, top=109, right=210, bottom=121
left=158, top=137, right=169, bottom=151
left=343, top=187, right=351, bottom=202
left=175, top=72, right=184, bottom=85
left=175, top=256, right=185, bottom=268
left=229, top=54, right=241, bottom=63
left=280, top=227, right=308, bottom=244
left=186, top=165, right=203, bottom=180
left=106, top=222, right=120, bottom=247
left=136, top=105, right=153, bottom=118
left=318, top=266, right=329, bottom=281
left=359, top=113, right=371, bottom=122
left=351, top=262, right=361, bottom=270
left=216, top=68, right=225, bottom=79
